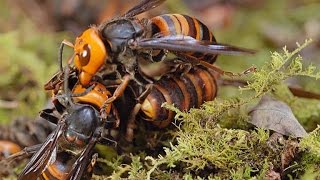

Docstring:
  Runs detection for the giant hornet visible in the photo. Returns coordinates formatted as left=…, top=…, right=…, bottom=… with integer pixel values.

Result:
left=119, top=66, right=219, bottom=142
left=67, top=0, right=255, bottom=87
left=137, top=67, right=218, bottom=127
left=46, top=0, right=255, bottom=141
left=4, top=65, right=118, bottom=180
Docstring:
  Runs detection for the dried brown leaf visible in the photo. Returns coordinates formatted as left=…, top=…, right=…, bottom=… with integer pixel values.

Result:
left=249, top=96, right=307, bottom=137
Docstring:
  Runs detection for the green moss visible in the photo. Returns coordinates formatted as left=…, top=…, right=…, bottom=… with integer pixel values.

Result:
left=297, top=127, right=320, bottom=179
left=99, top=40, right=320, bottom=179
left=300, top=126, right=320, bottom=162
left=299, top=164, right=319, bottom=180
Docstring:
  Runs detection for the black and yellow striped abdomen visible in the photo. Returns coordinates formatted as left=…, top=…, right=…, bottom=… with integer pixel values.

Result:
left=150, top=14, right=217, bottom=63
left=140, top=67, right=218, bottom=128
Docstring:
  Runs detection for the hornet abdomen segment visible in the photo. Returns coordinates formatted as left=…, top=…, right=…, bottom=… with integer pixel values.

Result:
left=150, top=14, right=217, bottom=63
left=140, top=67, right=218, bottom=128
left=40, top=152, right=94, bottom=180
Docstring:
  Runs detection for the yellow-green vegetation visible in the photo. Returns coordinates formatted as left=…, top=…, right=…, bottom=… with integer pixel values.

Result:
left=97, top=40, right=320, bottom=179
left=212, top=0, right=320, bottom=126
left=0, top=0, right=70, bottom=123
left=299, top=126, right=320, bottom=178
left=0, top=26, right=59, bottom=123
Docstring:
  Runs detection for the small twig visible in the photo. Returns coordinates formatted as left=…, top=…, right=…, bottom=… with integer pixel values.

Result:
left=0, top=100, right=18, bottom=109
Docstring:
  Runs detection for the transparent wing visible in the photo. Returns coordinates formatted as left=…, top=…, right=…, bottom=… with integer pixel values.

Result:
left=18, top=122, right=65, bottom=180
left=123, top=0, right=166, bottom=17
left=133, top=35, right=256, bottom=55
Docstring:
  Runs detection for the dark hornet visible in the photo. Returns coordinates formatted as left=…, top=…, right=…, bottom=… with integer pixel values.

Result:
left=7, top=66, right=117, bottom=180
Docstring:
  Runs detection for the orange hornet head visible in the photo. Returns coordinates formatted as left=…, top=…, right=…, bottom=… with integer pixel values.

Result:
left=74, top=27, right=107, bottom=86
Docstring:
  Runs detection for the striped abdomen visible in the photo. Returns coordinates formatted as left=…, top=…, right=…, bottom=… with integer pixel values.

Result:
left=150, top=14, right=217, bottom=63
left=40, top=152, right=93, bottom=180
left=140, top=67, right=218, bottom=128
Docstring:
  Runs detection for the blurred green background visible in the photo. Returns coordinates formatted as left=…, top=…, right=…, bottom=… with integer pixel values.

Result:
left=0, top=0, right=319, bottom=125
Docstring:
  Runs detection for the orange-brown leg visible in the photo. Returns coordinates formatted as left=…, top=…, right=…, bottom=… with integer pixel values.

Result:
left=2, top=144, right=42, bottom=163
left=125, top=84, right=153, bottom=142
left=100, top=75, right=132, bottom=120
left=110, top=105, right=121, bottom=128
left=176, top=53, right=257, bottom=76
left=200, top=61, right=256, bottom=76
left=102, top=75, right=131, bottom=104
left=125, top=103, right=141, bottom=142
